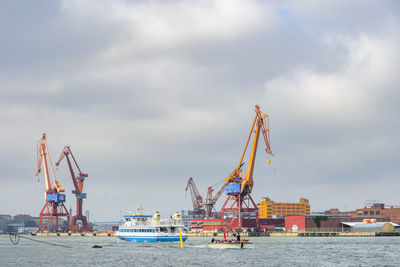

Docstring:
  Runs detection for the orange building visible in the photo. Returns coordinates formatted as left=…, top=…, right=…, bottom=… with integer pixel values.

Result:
left=258, top=198, right=310, bottom=219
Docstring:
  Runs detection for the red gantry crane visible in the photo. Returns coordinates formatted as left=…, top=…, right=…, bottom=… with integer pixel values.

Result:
left=56, top=146, right=92, bottom=232
left=220, top=105, right=274, bottom=230
left=36, top=133, right=70, bottom=232
left=186, top=177, right=226, bottom=218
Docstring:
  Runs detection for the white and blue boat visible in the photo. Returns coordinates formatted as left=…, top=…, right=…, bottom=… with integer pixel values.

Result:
left=115, top=210, right=187, bottom=242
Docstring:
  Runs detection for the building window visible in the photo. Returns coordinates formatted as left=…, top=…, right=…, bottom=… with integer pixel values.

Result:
left=376, top=210, right=380, bottom=215
left=370, top=211, right=374, bottom=215
left=364, top=211, right=368, bottom=215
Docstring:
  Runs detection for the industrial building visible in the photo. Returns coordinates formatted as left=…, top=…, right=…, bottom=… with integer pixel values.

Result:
left=258, top=198, right=310, bottom=219
left=180, top=210, right=194, bottom=231
left=325, top=203, right=400, bottom=224
left=191, top=218, right=284, bottom=232
left=285, top=215, right=390, bottom=232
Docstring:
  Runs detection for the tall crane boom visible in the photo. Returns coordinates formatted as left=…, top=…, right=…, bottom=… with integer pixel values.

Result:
left=225, top=105, right=273, bottom=194
left=185, top=177, right=205, bottom=217
left=241, top=105, right=273, bottom=194
left=36, top=133, right=65, bottom=194
left=35, top=133, right=69, bottom=232
left=212, top=183, right=226, bottom=203
left=56, top=146, right=87, bottom=196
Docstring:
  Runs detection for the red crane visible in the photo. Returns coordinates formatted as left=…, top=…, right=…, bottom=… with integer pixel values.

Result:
left=186, top=177, right=226, bottom=218
left=56, top=146, right=92, bottom=232
left=203, top=183, right=226, bottom=218
left=185, top=177, right=206, bottom=217
left=36, top=133, right=70, bottom=231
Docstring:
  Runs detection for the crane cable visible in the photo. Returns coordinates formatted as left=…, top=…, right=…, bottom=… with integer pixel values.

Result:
left=8, top=232, right=71, bottom=248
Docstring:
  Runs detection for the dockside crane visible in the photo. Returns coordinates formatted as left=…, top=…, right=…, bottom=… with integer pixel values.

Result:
left=185, top=177, right=206, bottom=217
left=221, top=105, right=273, bottom=230
left=36, top=133, right=70, bottom=231
left=186, top=177, right=226, bottom=218
left=56, top=146, right=92, bottom=232
left=203, top=183, right=226, bottom=218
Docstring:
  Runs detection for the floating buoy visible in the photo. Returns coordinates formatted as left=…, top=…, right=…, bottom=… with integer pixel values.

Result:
left=179, top=229, right=184, bottom=248
left=267, top=159, right=271, bottom=165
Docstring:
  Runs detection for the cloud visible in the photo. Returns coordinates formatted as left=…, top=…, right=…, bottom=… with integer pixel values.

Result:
left=0, top=0, right=400, bottom=219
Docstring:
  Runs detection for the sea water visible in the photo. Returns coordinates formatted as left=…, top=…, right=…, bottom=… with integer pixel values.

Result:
left=1, top=235, right=400, bottom=266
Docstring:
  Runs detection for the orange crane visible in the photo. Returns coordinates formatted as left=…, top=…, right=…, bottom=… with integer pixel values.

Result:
left=56, top=146, right=92, bottom=232
left=36, top=133, right=70, bottom=231
left=221, top=105, right=273, bottom=230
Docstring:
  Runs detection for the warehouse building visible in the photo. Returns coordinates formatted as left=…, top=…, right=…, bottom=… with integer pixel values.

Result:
left=258, top=197, right=310, bottom=219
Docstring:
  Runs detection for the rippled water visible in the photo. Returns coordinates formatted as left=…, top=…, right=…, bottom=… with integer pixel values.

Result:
left=2, top=235, right=400, bottom=266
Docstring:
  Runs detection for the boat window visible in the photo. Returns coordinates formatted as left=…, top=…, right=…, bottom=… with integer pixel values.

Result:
left=160, top=227, right=167, bottom=232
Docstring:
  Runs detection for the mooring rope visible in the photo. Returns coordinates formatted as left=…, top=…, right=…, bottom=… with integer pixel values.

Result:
left=9, top=233, right=20, bottom=245
left=8, top=232, right=71, bottom=248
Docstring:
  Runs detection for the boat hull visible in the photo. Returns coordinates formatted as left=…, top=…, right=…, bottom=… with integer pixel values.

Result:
left=208, top=242, right=254, bottom=249
left=117, top=235, right=187, bottom=242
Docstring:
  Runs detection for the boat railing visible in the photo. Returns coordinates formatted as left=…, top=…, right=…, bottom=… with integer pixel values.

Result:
left=125, top=219, right=183, bottom=226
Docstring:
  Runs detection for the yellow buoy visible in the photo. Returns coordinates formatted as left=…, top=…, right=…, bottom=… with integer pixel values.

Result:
left=267, top=159, right=271, bottom=165
left=179, top=229, right=184, bottom=248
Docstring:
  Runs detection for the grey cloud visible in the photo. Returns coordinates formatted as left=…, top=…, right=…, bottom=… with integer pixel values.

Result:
left=1, top=0, right=400, bottom=219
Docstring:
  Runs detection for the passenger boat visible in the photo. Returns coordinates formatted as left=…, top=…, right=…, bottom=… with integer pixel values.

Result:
left=208, top=239, right=254, bottom=249
left=115, top=210, right=187, bottom=242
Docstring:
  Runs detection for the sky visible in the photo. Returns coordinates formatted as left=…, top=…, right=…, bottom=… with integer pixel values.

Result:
left=1, top=0, right=400, bottom=221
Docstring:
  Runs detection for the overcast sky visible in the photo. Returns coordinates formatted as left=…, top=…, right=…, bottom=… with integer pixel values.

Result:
left=1, top=0, right=400, bottom=221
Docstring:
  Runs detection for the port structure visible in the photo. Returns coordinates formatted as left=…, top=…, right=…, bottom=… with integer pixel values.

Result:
left=186, top=177, right=206, bottom=217
left=185, top=177, right=226, bottom=218
left=36, top=133, right=70, bottom=231
left=203, top=183, right=226, bottom=218
left=221, top=105, right=273, bottom=230
left=56, top=146, right=92, bottom=232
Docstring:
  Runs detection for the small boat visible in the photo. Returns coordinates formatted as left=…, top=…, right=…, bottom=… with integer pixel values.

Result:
left=208, top=239, right=254, bottom=249
left=115, top=208, right=187, bottom=242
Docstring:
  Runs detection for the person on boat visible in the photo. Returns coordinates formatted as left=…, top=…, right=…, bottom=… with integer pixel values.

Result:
left=236, top=233, right=240, bottom=242
left=211, top=237, right=215, bottom=243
